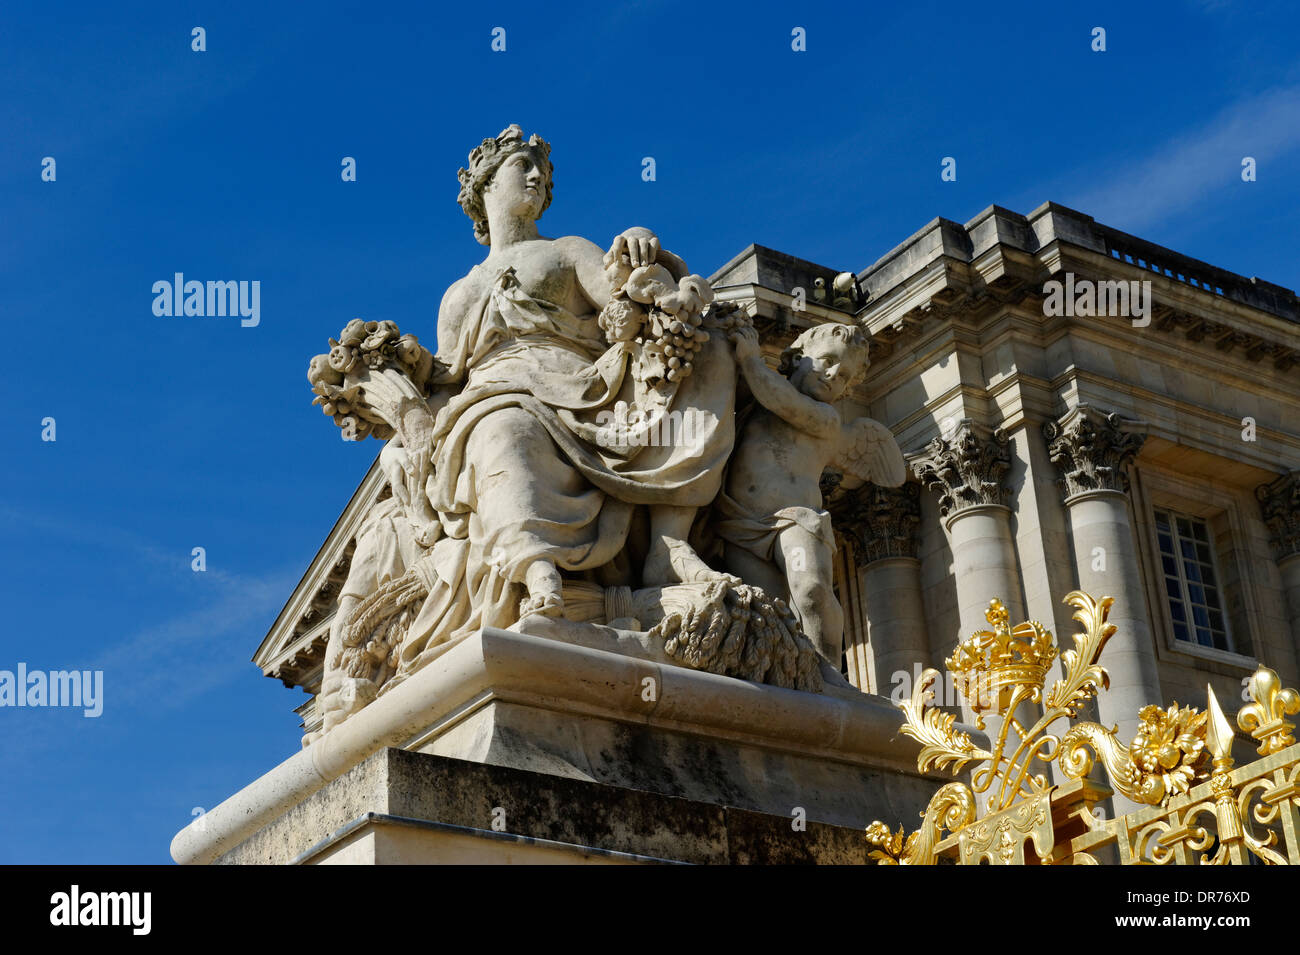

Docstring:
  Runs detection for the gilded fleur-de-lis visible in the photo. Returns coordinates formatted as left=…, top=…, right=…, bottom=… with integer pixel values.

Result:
left=1237, top=666, right=1299, bottom=756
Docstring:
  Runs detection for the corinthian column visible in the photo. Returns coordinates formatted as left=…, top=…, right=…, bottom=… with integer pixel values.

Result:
left=834, top=482, right=928, bottom=694
left=1257, top=471, right=1300, bottom=651
left=914, top=421, right=1025, bottom=644
left=1043, top=405, right=1157, bottom=747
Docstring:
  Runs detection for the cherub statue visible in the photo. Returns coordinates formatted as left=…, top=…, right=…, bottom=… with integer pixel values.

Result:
left=719, top=321, right=906, bottom=663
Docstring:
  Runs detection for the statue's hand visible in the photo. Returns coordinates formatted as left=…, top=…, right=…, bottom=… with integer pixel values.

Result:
left=607, top=228, right=660, bottom=269
left=729, top=323, right=761, bottom=362
left=380, top=443, right=414, bottom=506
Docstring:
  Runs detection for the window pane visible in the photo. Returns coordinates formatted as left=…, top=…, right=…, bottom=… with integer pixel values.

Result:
left=1155, top=508, right=1238, bottom=656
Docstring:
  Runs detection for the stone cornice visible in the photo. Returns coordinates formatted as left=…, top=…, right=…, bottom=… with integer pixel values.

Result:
left=1256, top=470, right=1300, bottom=561
left=911, top=421, right=1011, bottom=519
left=1043, top=405, right=1146, bottom=500
left=829, top=481, right=922, bottom=563
left=712, top=203, right=1300, bottom=369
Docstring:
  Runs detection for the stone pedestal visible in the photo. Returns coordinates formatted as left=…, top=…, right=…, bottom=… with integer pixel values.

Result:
left=223, top=748, right=880, bottom=865
left=173, top=628, right=966, bottom=865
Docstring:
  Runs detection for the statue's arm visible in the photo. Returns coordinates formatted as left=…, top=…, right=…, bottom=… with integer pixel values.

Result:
left=433, top=276, right=473, bottom=382
left=564, top=236, right=621, bottom=311
left=731, top=325, right=839, bottom=437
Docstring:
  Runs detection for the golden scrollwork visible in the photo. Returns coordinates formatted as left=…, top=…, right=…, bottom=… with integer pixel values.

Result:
left=865, top=589, right=1300, bottom=866
left=1058, top=704, right=1208, bottom=805
left=897, top=669, right=993, bottom=775
left=865, top=782, right=976, bottom=865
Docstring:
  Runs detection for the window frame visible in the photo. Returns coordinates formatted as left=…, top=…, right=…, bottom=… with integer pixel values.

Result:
left=1153, top=507, right=1235, bottom=653
left=1131, top=465, right=1261, bottom=672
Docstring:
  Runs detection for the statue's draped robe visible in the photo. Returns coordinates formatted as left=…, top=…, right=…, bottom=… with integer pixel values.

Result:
left=392, top=266, right=735, bottom=681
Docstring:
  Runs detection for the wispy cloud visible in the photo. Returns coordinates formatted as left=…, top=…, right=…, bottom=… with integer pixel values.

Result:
left=1065, top=85, right=1300, bottom=231
left=0, top=506, right=299, bottom=762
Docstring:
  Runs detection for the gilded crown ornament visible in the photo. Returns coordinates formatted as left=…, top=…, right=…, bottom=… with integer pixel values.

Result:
left=944, top=598, right=1056, bottom=724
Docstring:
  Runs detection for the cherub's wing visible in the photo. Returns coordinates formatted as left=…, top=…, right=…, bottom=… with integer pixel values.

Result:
left=835, top=417, right=907, bottom=486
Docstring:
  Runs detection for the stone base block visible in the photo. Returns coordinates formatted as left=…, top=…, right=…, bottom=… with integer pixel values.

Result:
left=225, top=749, right=875, bottom=865
left=174, top=628, right=970, bottom=864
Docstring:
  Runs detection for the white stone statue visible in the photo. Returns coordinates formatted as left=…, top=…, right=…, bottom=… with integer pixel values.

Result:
left=304, top=125, right=904, bottom=740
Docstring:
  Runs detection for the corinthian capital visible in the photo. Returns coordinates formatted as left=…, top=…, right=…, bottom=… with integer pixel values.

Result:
left=1257, top=471, right=1300, bottom=561
left=912, top=420, right=1011, bottom=519
left=1042, top=405, right=1146, bottom=500
left=831, top=482, right=922, bottom=562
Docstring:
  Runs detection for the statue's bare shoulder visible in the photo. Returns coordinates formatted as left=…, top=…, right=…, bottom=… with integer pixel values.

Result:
left=439, top=268, right=488, bottom=323
left=552, top=235, right=614, bottom=309
left=551, top=234, right=605, bottom=267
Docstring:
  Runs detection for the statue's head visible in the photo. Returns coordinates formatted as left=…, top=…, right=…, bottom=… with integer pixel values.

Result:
left=457, top=124, right=553, bottom=245
left=779, top=321, right=870, bottom=402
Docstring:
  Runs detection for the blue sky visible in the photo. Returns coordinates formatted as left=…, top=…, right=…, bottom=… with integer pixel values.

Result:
left=2, top=0, right=1298, bottom=863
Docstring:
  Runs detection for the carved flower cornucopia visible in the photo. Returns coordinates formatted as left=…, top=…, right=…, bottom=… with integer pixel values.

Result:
left=308, top=319, right=443, bottom=441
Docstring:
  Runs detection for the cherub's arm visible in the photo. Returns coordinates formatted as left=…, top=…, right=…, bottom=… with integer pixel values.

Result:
left=730, top=324, right=839, bottom=438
